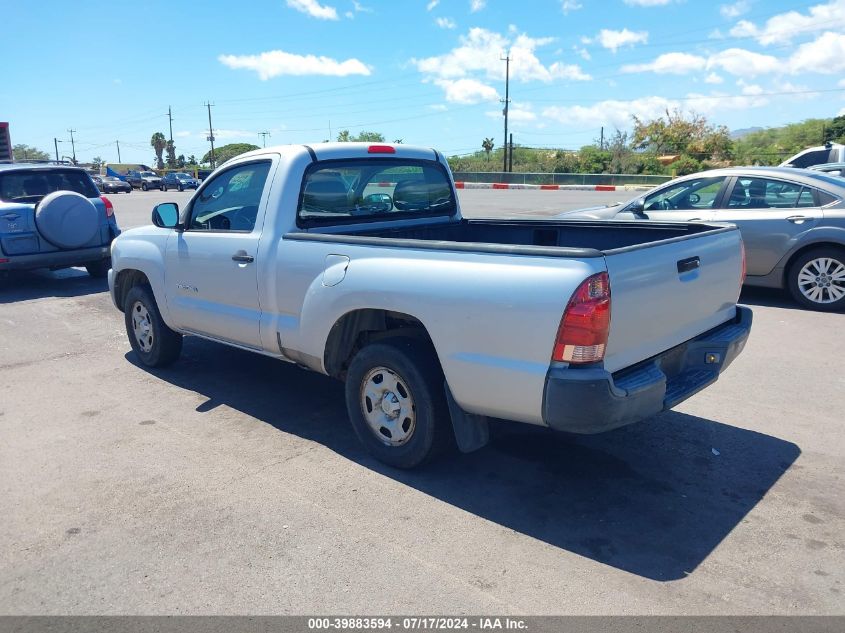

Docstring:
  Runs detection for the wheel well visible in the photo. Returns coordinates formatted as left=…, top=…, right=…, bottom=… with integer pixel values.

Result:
left=114, top=269, right=150, bottom=312
left=784, top=242, right=845, bottom=280
left=323, top=309, right=436, bottom=379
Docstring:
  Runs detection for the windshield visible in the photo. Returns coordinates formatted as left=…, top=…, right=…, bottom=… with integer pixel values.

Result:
left=175, top=173, right=191, bottom=179
left=297, top=159, right=456, bottom=226
left=140, top=171, right=156, bottom=177
left=104, top=177, right=121, bottom=182
left=0, top=169, right=99, bottom=202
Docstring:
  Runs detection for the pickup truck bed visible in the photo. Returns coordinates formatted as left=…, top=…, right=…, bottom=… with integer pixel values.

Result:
left=109, top=142, right=751, bottom=468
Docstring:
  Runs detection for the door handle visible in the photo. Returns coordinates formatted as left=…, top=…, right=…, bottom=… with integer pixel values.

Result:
left=687, top=218, right=702, bottom=222
left=231, top=252, right=254, bottom=263
left=786, top=215, right=808, bottom=224
left=677, top=256, right=700, bottom=274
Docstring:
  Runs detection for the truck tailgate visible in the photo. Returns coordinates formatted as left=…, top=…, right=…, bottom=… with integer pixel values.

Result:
left=602, top=226, right=743, bottom=373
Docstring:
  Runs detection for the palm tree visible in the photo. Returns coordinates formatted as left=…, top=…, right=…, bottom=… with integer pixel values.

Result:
left=150, top=132, right=167, bottom=169
left=482, top=137, right=495, bottom=161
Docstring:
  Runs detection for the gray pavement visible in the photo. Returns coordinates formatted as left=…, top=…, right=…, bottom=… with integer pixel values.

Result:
left=0, top=190, right=843, bottom=615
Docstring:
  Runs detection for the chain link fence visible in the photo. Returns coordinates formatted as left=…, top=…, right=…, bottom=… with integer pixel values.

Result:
left=452, top=172, right=671, bottom=186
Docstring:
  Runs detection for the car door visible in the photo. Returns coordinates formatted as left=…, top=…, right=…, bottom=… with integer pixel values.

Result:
left=165, top=158, right=274, bottom=348
left=710, top=176, right=823, bottom=276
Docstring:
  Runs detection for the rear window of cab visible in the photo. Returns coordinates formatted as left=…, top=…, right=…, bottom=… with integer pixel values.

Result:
left=297, top=159, right=456, bottom=227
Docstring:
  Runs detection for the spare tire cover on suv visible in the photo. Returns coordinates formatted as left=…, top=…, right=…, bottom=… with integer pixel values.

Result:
left=35, top=191, right=99, bottom=249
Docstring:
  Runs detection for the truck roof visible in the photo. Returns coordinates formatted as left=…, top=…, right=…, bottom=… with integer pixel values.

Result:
left=233, top=142, right=443, bottom=165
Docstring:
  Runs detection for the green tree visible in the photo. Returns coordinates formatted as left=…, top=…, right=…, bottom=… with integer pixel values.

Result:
left=165, top=140, right=177, bottom=168
left=632, top=109, right=733, bottom=161
left=187, top=154, right=197, bottom=165
left=734, top=117, right=834, bottom=165
left=176, top=154, right=186, bottom=168
left=336, top=130, right=385, bottom=142
left=201, top=143, right=259, bottom=165
left=150, top=132, right=167, bottom=169
left=91, top=156, right=103, bottom=171
left=825, top=115, right=845, bottom=144
left=481, top=137, right=495, bottom=162
left=12, top=144, right=50, bottom=161
left=577, top=145, right=612, bottom=173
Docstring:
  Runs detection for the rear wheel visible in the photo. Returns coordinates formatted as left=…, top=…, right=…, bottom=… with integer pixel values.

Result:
left=344, top=338, right=452, bottom=469
left=141, top=183, right=148, bottom=191
left=85, top=258, right=110, bottom=278
left=788, top=247, right=845, bottom=311
left=178, top=184, right=184, bottom=192
left=124, top=285, right=182, bottom=367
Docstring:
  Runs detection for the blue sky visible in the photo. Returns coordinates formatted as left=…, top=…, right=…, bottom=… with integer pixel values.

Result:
left=3, top=0, right=845, bottom=164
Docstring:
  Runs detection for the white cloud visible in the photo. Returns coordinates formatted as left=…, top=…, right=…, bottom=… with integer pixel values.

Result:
left=622, top=52, right=706, bottom=74
left=487, top=103, right=536, bottom=122
left=729, top=0, right=845, bottom=46
left=470, top=0, right=486, bottom=12
left=719, top=1, right=750, bottom=19
left=704, top=72, right=724, bottom=84
left=175, top=130, right=192, bottom=138
left=352, top=0, right=372, bottom=12
left=574, top=46, right=591, bottom=60
left=729, top=19, right=758, bottom=38
left=787, top=31, right=845, bottom=74
left=706, top=47, right=779, bottom=76
left=597, top=28, right=649, bottom=53
left=412, top=27, right=588, bottom=83
left=434, top=78, right=499, bottom=104
left=839, top=107, right=845, bottom=116
left=623, top=0, right=675, bottom=6
left=428, top=103, right=448, bottom=111
left=542, top=96, right=678, bottom=129
left=285, top=0, right=338, bottom=20
left=426, top=0, right=439, bottom=9
left=709, top=28, right=725, bottom=39
left=561, top=0, right=582, bottom=13
left=345, top=10, right=353, bottom=18
left=219, top=50, right=370, bottom=80
left=436, top=17, right=456, bottom=29
left=839, top=78, right=845, bottom=87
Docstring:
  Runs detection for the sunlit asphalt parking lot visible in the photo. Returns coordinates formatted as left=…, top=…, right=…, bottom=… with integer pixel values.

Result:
left=1, top=189, right=842, bottom=614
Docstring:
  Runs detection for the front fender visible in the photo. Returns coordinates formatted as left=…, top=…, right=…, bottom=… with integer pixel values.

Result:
left=110, top=228, right=173, bottom=325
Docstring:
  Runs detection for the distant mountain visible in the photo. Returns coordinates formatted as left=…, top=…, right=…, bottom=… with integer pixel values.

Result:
left=730, top=127, right=764, bottom=140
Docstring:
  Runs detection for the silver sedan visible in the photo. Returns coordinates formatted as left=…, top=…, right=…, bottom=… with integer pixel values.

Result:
left=558, top=167, right=845, bottom=311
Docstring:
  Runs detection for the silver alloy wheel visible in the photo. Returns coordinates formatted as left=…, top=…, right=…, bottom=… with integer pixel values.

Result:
left=797, top=256, right=845, bottom=304
left=360, top=366, right=416, bottom=446
left=131, top=301, right=154, bottom=353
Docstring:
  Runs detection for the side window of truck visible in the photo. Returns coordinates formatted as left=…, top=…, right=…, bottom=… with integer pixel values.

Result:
left=188, top=161, right=271, bottom=232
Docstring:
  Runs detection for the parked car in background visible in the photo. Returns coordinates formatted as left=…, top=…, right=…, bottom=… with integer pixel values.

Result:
left=109, top=142, right=750, bottom=468
left=0, top=164, right=120, bottom=277
left=809, top=163, right=845, bottom=178
left=160, top=172, right=200, bottom=191
left=90, top=175, right=103, bottom=187
left=126, top=170, right=162, bottom=191
left=100, top=176, right=132, bottom=194
left=780, top=142, right=845, bottom=169
left=558, top=167, right=845, bottom=311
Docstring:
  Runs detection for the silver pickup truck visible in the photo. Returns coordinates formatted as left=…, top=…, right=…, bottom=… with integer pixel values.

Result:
left=108, top=143, right=751, bottom=468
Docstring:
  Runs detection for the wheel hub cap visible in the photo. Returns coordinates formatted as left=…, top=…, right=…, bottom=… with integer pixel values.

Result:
left=798, top=257, right=845, bottom=304
left=131, top=301, right=154, bottom=352
left=360, top=367, right=416, bottom=447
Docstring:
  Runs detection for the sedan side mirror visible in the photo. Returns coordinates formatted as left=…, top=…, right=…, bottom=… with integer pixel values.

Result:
left=152, top=202, right=181, bottom=229
left=630, top=197, right=648, bottom=217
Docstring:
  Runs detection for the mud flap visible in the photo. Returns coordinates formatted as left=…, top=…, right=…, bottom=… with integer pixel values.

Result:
left=445, top=383, right=490, bottom=453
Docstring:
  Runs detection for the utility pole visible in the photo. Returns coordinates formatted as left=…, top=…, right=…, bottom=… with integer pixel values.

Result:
left=259, top=131, right=270, bottom=148
left=509, top=133, right=514, bottom=172
left=116, top=140, right=122, bottom=163
left=67, top=129, right=77, bottom=164
left=600, top=126, right=604, bottom=150
left=500, top=54, right=510, bottom=173
left=167, top=106, right=174, bottom=143
left=54, top=138, right=62, bottom=162
left=204, top=102, right=216, bottom=168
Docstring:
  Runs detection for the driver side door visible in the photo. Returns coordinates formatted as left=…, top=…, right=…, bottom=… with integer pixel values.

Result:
left=164, top=159, right=274, bottom=349
left=637, top=176, right=729, bottom=222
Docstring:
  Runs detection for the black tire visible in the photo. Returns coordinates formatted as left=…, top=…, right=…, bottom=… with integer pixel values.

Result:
left=344, top=338, right=453, bottom=469
left=141, top=183, right=148, bottom=191
left=787, top=246, right=845, bottom=312
left=85, top=258, right=110, bottom=278
left=178, top=184, right=183, bottom=192
left=124, top=284, right=183, bottom=367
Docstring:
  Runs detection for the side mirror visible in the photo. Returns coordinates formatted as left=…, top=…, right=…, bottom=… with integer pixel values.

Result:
left=152, top=202, right=180, bottom=229
left=363, top=192, right=392, bottom=212
left=630, top=197, right=647, bottom=217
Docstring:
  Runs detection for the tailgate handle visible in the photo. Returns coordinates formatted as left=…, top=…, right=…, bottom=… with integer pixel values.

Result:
left=677, top=256, right=700, bottom=274
left=2, top=213, right=20, bottom=220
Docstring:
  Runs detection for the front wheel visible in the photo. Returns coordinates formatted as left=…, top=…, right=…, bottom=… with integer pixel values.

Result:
left=344, top=338, right=452, bottom=469
left=788, top=247, right=845, bottom=311
left=124, top=285, right=183, bottom=367
left=141, top=183, right=148, bottom=191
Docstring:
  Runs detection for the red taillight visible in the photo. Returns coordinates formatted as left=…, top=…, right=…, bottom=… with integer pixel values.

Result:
left=552, top=272, right=611, bottom=364
left=367, top=145, right=396, bottom=154
left=100, top=195, right=114, bottom=217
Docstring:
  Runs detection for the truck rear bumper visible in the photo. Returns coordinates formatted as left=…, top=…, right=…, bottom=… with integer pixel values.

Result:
left=0, top=245, right=111, bottom=271
left=542, top=306, right=752, bottom=434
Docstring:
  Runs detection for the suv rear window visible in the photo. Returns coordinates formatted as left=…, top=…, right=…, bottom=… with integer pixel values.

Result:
left=297, top=159, right=456, bottom=227
left=0, top=169, right=99, bottom=203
